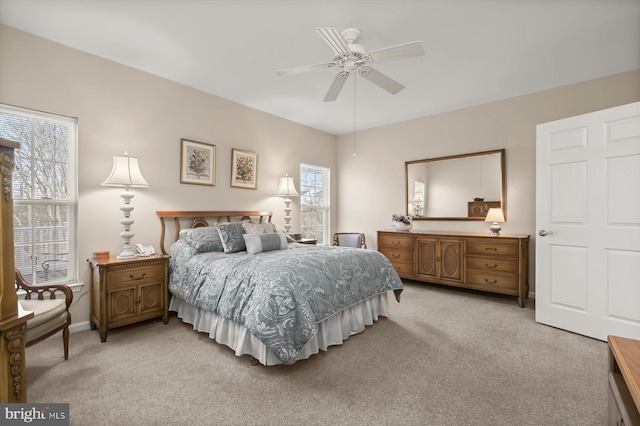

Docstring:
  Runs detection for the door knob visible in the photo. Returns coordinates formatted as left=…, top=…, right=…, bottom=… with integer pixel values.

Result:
left=538, top=230, right=553, bottom=237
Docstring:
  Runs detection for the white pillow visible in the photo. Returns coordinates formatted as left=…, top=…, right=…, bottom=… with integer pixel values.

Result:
left=242, top=233, right=288, bottom=254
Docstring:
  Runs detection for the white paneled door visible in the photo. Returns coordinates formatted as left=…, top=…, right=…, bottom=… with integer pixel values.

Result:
left=536, top=102, right=640, bottom=341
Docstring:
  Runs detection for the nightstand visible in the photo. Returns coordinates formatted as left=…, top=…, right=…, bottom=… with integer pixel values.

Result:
left=296, top=238, right=317, bottom=245
left=89, top=254, right=169, bottom=342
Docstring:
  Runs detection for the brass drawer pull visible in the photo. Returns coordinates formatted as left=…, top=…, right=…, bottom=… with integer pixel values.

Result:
left=392, top=241, right=400, bottom=246
left=485, top=263, right=498, bottom=269
left=484, top=247, right=498, bottom=251
left=391, top=254, right=401, bottom=259
left=135, top=296, right=142, bottom=304
left=130, top=273, right=147, bottom=280
left=484, top=278, right=498, bottom=284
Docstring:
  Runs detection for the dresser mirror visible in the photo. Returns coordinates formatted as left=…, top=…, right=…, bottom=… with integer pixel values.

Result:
left=405, top=149, right=505, bottom=220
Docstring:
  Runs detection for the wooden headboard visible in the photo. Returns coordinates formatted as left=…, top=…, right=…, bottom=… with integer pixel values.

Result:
left=156, top=210, right=273, bottom=255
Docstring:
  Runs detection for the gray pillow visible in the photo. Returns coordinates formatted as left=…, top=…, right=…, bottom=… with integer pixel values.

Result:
left=242, top=222, right=277, bottom=235
left=216, top=222, right=247, bottom=253
left=178, top=227, right=223, bottom=253
left=243, top=233, right=288, bottom=254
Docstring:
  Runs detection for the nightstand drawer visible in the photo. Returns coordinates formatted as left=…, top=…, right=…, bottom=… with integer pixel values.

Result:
left=466, top=241, right=518, bottom=257
left=466, top=257, right=517, bottom=274
left=108, top=264, right=165, bottom=285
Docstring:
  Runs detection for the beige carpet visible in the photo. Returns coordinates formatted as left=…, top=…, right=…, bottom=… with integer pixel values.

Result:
left=26, top=281, right=607, bottom=425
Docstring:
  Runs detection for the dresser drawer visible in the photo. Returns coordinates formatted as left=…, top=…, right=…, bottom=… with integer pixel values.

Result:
left=389, top=261, right=413, bottom=276
left=380, top=248, right=413, bottom=265
left=467, top=271, right=517, bottom=291
left=108, top=264, right=165, bottom=285
left=379, top=234, right=414, bottom=250
left=466, top=240, right=518, bottom=257
left=466, top=257, right=517, bottom=274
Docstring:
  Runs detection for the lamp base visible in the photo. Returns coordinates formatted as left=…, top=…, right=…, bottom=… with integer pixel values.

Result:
left=489, top=222, right=502, bottom=236
left=116, top=251, right=138, bottom=260
left=116, top=243, right=137, bottom=259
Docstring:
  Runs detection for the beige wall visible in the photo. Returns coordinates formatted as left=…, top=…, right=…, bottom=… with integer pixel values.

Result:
left=336, top=69, right=640, bottom=294
left=0, top=25, right=338, bottom=325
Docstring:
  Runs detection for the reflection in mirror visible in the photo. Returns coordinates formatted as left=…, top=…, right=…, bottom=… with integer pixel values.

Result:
left=405, top=149, right=505, bottom=221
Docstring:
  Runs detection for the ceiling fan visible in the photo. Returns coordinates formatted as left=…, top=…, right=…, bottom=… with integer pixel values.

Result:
left=277, top=27, right=425, bottom=102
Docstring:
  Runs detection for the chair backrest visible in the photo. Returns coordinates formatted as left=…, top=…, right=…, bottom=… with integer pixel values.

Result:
left=333, top=232, right=367, bottom=249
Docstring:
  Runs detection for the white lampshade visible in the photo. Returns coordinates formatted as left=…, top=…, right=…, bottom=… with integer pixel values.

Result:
left=276, top=174, right=299, bottom=197
left=413, top=192, right=424, bottom=202
left=485, top=208, right=505, bottom=223
left=101, top=153, right=149, bottom=188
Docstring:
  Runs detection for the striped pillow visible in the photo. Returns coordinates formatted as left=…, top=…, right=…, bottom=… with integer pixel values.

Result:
left=242, top=233, right=288, bottom=254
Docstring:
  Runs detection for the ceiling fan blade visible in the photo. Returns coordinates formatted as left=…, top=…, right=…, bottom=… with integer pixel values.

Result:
left=359, top=67, right=405, bottom=94
left=367, top=41, right=425, bottom=63
left=323, top=71, right=350, bottom=102
left=277, top=62, right=336, bottom=76
left=316, top=27, right=352, bottom=56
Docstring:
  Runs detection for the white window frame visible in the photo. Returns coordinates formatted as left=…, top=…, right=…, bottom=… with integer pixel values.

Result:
left=1, top=104, right=78, bottom=287
left=299, top=163, right=330, bottom=245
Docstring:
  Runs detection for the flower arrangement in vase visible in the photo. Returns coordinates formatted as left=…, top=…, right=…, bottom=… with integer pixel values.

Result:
left=391, top=214, right=413, bottom=231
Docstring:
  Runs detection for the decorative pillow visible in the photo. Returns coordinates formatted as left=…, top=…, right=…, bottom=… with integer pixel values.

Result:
left=216, top=222, right=247, bottom=254
left=178, top=227, right=223, bottom=253
left=242, top=222, right=277, bottom=235
left=243, top=233, right=288, bottom=254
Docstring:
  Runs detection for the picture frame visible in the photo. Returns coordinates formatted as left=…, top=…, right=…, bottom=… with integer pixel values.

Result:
left=230, top=148, right=258, bottom=189
left=180, top=139, right=216, bottom=186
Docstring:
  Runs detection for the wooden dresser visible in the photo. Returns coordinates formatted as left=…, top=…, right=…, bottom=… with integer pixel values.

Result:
left=378, top=230, right=530, bottom=307
left=608, top=335, right=640, bottom=426
left=89, top=254, right=169, bottom=342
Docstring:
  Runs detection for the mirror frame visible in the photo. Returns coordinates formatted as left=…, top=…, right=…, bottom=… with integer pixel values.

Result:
left=405, top=149, right=506, bottom=221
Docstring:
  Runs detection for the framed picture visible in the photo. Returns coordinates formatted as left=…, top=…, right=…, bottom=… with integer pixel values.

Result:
left=230, top=148, right=258, bottom=189
left=180, top=139, right=216, bottom=186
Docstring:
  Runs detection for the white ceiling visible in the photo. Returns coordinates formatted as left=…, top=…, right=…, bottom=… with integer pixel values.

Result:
left=1, top=0, right=639, bottom=135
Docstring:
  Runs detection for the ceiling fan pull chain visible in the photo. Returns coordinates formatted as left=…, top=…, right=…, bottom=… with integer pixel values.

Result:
left=353, top=75, right=357, bottom=157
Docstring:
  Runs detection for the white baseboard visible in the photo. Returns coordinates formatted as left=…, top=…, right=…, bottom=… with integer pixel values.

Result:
left=70, top=321, right=91, bottom=334
left=529, top=291, right=536, bottom=300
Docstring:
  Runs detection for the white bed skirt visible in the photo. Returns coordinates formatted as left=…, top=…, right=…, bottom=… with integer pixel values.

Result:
left=169, top=292, right=390, bottom=366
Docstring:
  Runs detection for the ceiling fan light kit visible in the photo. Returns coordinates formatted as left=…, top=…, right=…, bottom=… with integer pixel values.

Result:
left=277, top=27, right=425, bottom=102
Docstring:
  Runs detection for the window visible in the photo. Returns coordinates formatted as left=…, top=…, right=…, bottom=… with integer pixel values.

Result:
left=0, top=104, right=78, bottom=286
left=299, top=163, right=330, bottom=245
left=412, top=180, right=425, bottom=217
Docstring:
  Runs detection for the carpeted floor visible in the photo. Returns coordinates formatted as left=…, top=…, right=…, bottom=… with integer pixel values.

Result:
left=26, top=281, right=607, bottom=425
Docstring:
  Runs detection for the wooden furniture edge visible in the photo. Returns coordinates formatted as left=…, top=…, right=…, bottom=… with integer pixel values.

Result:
left=377, top=229, right=531, bottom=239
left=609, top=335, right=640, bottom=411
left=156, top=210, right=273, bottom=255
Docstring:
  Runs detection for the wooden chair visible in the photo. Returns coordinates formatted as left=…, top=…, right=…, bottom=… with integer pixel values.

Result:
left=15, top=269, right=73, bottom=360
left=332, top=232, right=367, bottom=249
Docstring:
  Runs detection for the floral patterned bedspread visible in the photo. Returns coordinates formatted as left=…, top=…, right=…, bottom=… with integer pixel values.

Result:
left=169, top=241, right=403, bottom=364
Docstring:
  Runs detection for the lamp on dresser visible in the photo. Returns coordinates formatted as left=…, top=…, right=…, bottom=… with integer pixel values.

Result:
left=485, top=208, right=505, bottom=236
left=101, top=151, right=149, bottom=259
left=276, top=173, right=299, bottom=233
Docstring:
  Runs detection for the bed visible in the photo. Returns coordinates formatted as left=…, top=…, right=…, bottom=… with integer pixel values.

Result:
left=157, top=210, right=403, bottom=366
